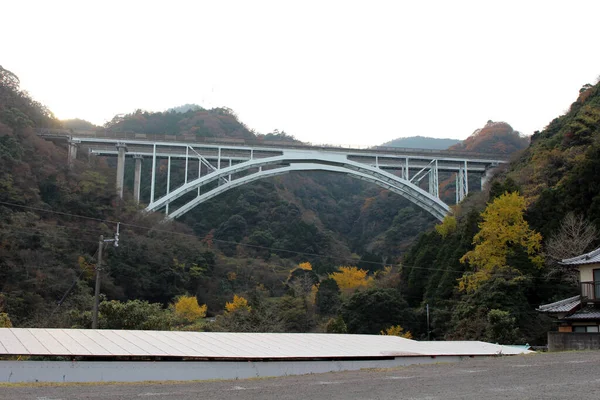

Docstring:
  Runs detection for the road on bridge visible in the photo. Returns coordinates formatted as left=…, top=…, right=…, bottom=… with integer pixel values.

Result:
left=2, top=351, right=600, bottom=399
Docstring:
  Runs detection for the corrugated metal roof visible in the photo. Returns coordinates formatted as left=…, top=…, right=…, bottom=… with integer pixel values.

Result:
left=0, top=329, right=531, bottom=359
left=564, top=307, right=600, bottom=320
left=560, top=247, right=600, bottom=265
left=537, top=295, right=581, bottom=313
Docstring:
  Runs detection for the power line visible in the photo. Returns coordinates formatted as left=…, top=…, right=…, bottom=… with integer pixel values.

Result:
left=0, top=223, right=455, bottom=273
left=0, top=200, right=557, bottom=276
left=0, top=215, right=570, bottom=316
left=0, top=200, right=120, bottom=225
left=0, top=227, right=102, bottom=245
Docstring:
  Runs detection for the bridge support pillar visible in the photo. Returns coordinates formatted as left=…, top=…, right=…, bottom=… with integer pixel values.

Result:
left=133, top=155, right=143, bottom=203
left=116, top=143, right=128, bottom=199
left=68, top=140, right=78, bottom=169
left=428, top=160, right=439, bottom=198
left=481, top=167, right=495, bottom=190
left=455, top=161, right=469, bottom=204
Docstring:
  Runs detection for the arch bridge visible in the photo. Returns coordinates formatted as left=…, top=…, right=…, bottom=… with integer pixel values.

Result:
left=38, top=129, right=509, bottom=221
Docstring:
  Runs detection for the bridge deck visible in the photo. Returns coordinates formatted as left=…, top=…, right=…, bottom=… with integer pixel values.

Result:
left=36, top=128, right=513, bottom=162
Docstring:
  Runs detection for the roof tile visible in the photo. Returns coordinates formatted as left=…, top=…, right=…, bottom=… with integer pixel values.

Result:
left=560, top=247, right=600, bottom=265
left=537, top=295, right=581, bottom=313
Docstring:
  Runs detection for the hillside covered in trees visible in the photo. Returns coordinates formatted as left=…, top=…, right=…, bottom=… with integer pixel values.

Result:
left=3, top=63, right=595, bottom=345
left=401, top=80, right=600, bottom=344
left=450, top=120, right=529, bottom=154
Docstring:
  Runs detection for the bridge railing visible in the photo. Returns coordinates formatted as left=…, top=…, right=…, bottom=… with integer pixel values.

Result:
left=35, top=128, right=513, bottom=161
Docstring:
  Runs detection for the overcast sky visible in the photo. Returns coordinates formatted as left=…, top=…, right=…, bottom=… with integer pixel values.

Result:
left=3, top=0, right=599, bottom=146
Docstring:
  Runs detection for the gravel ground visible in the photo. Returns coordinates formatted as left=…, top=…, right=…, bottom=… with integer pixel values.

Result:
left=2, top=351, right=600, bottom=400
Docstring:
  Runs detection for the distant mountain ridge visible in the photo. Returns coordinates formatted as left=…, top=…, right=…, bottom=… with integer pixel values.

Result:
left=381, top=136, right=460, bottom=150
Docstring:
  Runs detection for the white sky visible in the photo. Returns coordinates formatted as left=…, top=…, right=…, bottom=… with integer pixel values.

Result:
left=3, top=0, right=599, bottom=146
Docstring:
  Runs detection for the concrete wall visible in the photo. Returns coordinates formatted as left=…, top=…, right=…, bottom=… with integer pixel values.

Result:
left=548, top=332, right=600, bottom=352
left=0, top=356, right=467, bottom=383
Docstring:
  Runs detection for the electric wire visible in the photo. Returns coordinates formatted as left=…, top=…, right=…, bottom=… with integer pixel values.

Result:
left=0, top=200, right=566, bottom=277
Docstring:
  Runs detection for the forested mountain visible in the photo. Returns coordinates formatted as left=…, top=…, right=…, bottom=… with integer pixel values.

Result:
left=450, top=120, right=529, bottom=154
left=105, top=107, right=256, bottom=139
left=382, top=136, right=460, bottom=149
left=4, top=63, right=592, bottom=346
left=62, top=118, right=99, bottom=130
left=0, top=66, right=224, bottom=327
left=401, top=80, right=600, bottom=344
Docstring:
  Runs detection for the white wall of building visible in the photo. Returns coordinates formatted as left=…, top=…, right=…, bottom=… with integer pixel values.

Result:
left=0, top=357, right=467, bottom=383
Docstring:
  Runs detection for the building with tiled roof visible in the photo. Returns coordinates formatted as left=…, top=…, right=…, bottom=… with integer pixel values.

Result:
left=536, top=295, right=580, bottom=316
left=537, top=247, right=600, bottom=350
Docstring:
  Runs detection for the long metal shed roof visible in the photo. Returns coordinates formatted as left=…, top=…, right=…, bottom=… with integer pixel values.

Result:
left=0, top=329, right=530, bottom=360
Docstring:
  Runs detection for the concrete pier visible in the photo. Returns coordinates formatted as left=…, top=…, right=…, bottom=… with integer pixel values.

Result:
left=116, top=143, right=128, bottom=198
left=134, top=155, right=143, bottom=203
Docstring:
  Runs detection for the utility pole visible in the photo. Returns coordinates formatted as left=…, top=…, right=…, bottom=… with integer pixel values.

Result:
left=426, top=303, right=431, bottom=341
left=92, top=224, right=119, bottom=329
left=92, top=235, right=103, bottom=330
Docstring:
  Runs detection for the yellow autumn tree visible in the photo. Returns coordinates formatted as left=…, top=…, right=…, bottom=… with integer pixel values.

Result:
left=459, top=192, right=543, bottom=292
left=310, top=284, right=318, bottom=305
left=380, top=325, right=413, bottom=339
left=0, top=313, right=12, bottom=328
left=435, top=215, right=457, bottom=238
left=173, top=295, right=207, bottom=322
left=329, top=266, right=373, bottom=296
left=297, top=262, right=313, bottom=271
left=225, top=294, right=251, bottom=312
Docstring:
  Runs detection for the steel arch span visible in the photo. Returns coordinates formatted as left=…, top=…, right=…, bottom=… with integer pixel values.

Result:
left=145, top=151, right=451, bottom=221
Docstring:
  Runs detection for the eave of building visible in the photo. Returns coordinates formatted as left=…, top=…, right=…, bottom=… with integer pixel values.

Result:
left=537, top=295, right=581, bottom=313
left=560, top=247, right=600, bottom=266
left=564, top=307, right=600, bottom=320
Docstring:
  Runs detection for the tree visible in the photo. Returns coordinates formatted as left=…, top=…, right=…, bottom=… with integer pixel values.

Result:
left=173, top=295, right=207, bottom=323
left=288, top=267, right=319, bottom=289
left=357, top=252, right=383, bottom=272
left=278, top=295, right=314, bottom=332
left=315, top=278, right=341, bottom=316
left=0, top=66, right=19, bottom=90
left=545, top=212, right=597, bottom=283
left=225, top=294, right=251, bottom=312
left=325, top=316, right=347, bottom=333
left=329, top=266, right=372, bottom=297
left=285, top=264, right=318, bottom=331
left=341, top=288, right=415, bottom=334
left=380, top=325, right=413, bottom=339
left=213, top=287, right=284, bottom=332
left=459, top=192, right=543, bottom=292
left=485, top=309, right=523, bottom=345
left=435, top=215, right=457, bottom=238
left=69, top=300, right=173, bottom=330
left=0, top=313, right=12, bottom=328
left=297, top=262, right=312, bottom=271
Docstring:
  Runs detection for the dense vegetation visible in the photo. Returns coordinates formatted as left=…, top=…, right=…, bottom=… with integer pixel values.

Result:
left=2, top=63, right=598, bottom=345
left=450, top=120, right=529, bottom=154
left=401, top=80, right=600, bottom=344
left=0, top=66, right=429, bottom=334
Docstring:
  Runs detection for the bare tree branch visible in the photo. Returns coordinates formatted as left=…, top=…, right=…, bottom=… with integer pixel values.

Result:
left=545, top=212, right=598, bottom=283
